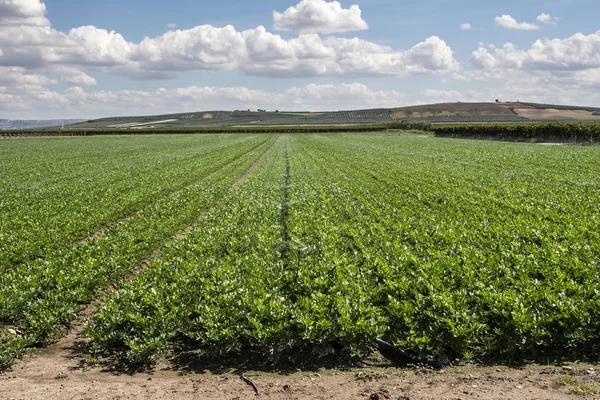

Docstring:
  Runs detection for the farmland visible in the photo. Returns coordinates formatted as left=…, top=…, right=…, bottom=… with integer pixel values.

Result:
left=1, top=132, right=600, bottom=374
left=29, top=102, right=598, bottom=132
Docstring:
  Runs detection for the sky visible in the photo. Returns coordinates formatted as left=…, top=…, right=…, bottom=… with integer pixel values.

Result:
left=1, top=0, right=599, bottom=119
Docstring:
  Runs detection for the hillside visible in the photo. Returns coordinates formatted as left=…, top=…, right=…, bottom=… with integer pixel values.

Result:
left=64, top=102, right=600, bottom=129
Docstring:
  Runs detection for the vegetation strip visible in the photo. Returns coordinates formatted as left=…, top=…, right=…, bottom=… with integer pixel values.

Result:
left=0, top=135, right=267, bottom=270
left=8, top=142, right=274, bottom=369
left=232, top=139, right=275, bottom=188
left=84, top=133, right=600, bottom=368
left=74, top=136, right=271, bottom=247
left=0, top=136, right=274, bottom=370
left=433, top=122, right=600, bottom=143
left=3, top=132, right=600, bottom=372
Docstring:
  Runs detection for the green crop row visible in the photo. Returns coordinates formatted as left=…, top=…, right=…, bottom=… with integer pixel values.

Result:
left=0, top=135, right=274, bottom=369
left=83, top=133, right=600, bottom=369
left=0, top=135, right=267, bottom=269
left=0, top=123, right=418, bottom=137
left=433, top=122, right=600, bottom=143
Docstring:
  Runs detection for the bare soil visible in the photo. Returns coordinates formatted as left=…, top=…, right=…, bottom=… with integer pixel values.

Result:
left=514, top=108, right=600, bottom=121
left=2, top=331, right=598, bottom=400
left=2, top=307, right=598, bottom=400
left=392, top=103, right=516, bottom=118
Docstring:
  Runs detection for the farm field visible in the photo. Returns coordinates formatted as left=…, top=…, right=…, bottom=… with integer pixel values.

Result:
left=1, top=132, right=600, bottom=391
left=53, top=102, right=600, bottom=131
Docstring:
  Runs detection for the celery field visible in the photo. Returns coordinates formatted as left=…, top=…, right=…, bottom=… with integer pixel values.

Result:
left=1, top=133, right=599, bottom=369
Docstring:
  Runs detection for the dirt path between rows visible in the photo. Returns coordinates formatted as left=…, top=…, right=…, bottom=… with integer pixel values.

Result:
left=232, top=146, right=272, bottom=188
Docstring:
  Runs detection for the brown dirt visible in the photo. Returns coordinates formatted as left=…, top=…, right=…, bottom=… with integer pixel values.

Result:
left=391, top=103, right=516, bottom=118
left=2, top=334, right=598, bottom=400
left=513, top=108, right=600, bottom=120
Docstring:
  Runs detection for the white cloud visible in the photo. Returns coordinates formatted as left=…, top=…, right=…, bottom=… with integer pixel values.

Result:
left=57, top=67, right=97, bottom=86
left=460, top=23, right=472, bottom=31
left=243, top=31, right=458, bottom=77
left=0, top=0, right=49, bottom=26
left=494, top=15, right=539, bottom=31
left=166, top=23, right=177, bottom=29
left=0, top=0, right=458, bottom=80
left=571, top=68, right=600, bottom=88
left=285, top=83, right=405, bottom=106
left=471, top=31, right=600, bottom=71
left=133, top=25, right=247, bottom=72
left=273, top=0, right=368, bottom=34
left=0, top=82, right=407, bottom=119
left=0, top=66, right=49, bottom=85
left=536, top=13, right=558, bottom=25
left=456, top=30, right=600, bottom=107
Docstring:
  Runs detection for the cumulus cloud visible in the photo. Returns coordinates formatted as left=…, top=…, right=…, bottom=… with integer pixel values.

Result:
left=0, top=0, right=49, bottom=26
left=0, top=0, right=457, bottom=80
left=285, top=83, right=405, bottom=106
left=241, top=30, right=458, bottom=77
left=133, top=25, right=247, bottom=72
left=0, top=82, right=406, bottom=119
left=423, top=76, right=600, bottom=107
left=471, top=31, right=600, bottom=71
left=460, top=23, right=472, bottom=31
left=273, top=0, right=368, bottom=34
left=494, top=15, right=539, bottom=31
left=536, top=13, right=558, bottom=25
left=457, top=31, right=600, bottom=107
left=0, top=66, right=49, bottom=85
left=57, top=67, right=97, bottom=86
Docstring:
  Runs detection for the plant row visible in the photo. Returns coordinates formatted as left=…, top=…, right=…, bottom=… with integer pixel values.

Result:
left=85, top=133, right=600, bottom=368
left=0, top=135, right=268, bottom=270
left=0, top=136, right=274, bottom=370
left=0, top=123, right=419, bottom=137
left=433, top=122, right=600, bottom=143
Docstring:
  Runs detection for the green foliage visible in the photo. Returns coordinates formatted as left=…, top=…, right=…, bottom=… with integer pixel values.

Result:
left=433, top=122, right=600, bottom=143
left=3, top=133, right=600, bottom=370
left=86, top=133, right=600, bottom=367
left=386, top=120, right=432, bottom=131
left=0, top=124, right=395, bottom=137
left=0, top=134, right=274, bottom=369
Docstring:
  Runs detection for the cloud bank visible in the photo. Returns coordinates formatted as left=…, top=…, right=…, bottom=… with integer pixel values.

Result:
left=0, top=0, right=456, bottom=80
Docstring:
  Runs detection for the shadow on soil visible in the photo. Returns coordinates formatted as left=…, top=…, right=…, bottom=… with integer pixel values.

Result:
left=68, top=337, right=426, bottom=376
left=66, top=335, right=599, bottom=377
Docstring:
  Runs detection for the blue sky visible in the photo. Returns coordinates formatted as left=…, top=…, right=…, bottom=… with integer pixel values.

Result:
left=1, top=0, right=599, bottom=118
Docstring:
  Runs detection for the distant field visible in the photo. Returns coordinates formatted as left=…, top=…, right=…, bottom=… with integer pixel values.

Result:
left=2, top=133, right=600, bottom=371
left=513, top=108, right=600, bottom=121
left=53, top=102, right=600, bottom=131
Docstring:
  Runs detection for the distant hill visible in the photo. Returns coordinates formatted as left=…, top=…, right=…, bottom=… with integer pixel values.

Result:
left=0, top=119, right=85, bottom=130
left=64, top=102, right=600, bottom=130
